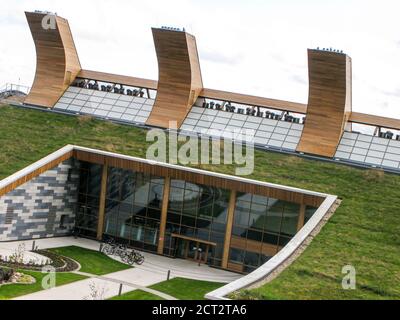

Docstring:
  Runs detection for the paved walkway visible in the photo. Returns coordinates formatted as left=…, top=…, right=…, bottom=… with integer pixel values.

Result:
left=1, top=237, right=241, bottom=300
left=15, top=268, right=175, bottom=300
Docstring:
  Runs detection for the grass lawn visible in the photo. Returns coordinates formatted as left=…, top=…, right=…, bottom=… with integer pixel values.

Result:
left=49, top=246, right=132, bottom=276
left=1, top=105, right=400, bottom=299
left=0, top=270, right=86, bottom=300
left=110, top=278, right=224, bottom=300
left=110, top=290, right=164, bottom=300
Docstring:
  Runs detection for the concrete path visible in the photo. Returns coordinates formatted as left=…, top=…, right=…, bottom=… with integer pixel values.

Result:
left=14, top=267, right=175, bottom=300
left=1, top=237, right=242, bottom=300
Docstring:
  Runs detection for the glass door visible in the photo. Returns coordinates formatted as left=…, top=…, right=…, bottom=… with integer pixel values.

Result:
left=187, top=241, right=198, bottom=260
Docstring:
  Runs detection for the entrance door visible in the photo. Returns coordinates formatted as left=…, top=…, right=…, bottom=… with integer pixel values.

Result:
left=173, top=237, right=212, bottom=265
left=185, top=241, right=209, bottom=264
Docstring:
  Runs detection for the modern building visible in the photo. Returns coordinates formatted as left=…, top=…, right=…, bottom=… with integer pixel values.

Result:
left=0, top=10, right=397, bottom=275
left=0, top=146, right=335, bottom=274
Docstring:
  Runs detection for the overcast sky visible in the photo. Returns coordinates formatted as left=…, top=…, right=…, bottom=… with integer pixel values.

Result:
left=1, top=0, right=400, bottom=118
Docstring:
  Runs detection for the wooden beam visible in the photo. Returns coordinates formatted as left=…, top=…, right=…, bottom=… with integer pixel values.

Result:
left=200, top=88, right=307, bottom=114
left=146, top=28, right=203, bottom=128
left=171, top=233, right=217, bottom=247
left=77, top=69, right=158, bottom=90
left=24, top=12, right=81, bottom=108
left=157, top=177, right=171, bottom=254
left=96, top=164, right=108, bottom=241
left=297, top=49, right=352, bottom=157
left=222, top=190, right=237, bottom=269
left=349, top=112, right=400, bottom=131
left=297, top=204, right=306, bottom=232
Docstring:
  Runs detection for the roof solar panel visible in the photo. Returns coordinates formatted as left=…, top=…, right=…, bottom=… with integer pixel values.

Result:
left=335, top=132, right=400, bottom=169
left=179, top=106, right=305, bottom=151
left=54, top=86, right=156, bottom=125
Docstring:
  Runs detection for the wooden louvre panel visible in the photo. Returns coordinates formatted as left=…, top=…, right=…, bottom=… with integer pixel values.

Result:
left=297, top=49, right=352, bottom=157
left=146, top=28, right=203, bottom=129
left=227, top=262, right=245, bottom=273
left=230, top=236, right=280, bottom=257
left=24, top=12, right=81, bottom=108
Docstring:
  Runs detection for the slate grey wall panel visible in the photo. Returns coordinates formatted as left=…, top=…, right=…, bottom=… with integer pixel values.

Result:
left=0, top=160, right=80, bottom=242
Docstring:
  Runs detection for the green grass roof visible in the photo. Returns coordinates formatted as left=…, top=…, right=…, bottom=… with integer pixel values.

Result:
left=1, top=104, right=399, bottom=300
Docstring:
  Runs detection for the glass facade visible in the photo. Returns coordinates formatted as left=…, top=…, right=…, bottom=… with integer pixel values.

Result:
left=163, top=180, right=230, bottom=268
left=103, top=167, right=164, bottom=253
left=229, top=193, right=303, bottom=273
left=75, top=162, right=102, bottom=238
left=74, top=161, right=319, bottom=273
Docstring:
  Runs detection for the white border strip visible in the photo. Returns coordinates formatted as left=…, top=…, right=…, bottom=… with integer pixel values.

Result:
left=205, top=195, right=337, bottom=300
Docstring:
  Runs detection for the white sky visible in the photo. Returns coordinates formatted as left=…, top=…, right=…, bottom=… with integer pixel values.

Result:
left=1, top=0, right=400, bottom=118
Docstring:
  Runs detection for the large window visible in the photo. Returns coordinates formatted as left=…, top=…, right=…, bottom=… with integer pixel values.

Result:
left=75, top=162, right=102, bottom=238
left=104, top=167, right=164, bottom=253
left=164, top=180, right=230, bottom=267
left=229, top=192, right=307, bottom=273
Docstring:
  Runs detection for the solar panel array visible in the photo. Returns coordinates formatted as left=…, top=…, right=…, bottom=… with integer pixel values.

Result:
left=179, top=107, right=304, bottom=151
left=335, top=131, right=400, bottom=169
left=54, top=87, right=155, bottom=124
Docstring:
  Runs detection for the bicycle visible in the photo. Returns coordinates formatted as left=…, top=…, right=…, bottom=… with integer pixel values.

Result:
left=122, top=249, right=145, bottom=266
left=101, top=237, right=117, bottom=255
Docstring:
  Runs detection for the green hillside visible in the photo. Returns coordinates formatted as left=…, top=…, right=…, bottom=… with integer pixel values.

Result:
left=1, top=104, right=399, bottom=300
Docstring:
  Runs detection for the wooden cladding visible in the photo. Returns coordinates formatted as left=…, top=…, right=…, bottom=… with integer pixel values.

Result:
left=222, top=191, right=237, bottom=269
left=24, top=12, right=81, bottom=108
left=96, top=164, right=109, bottom=241
left=73, top=149, right=325, bottom=207
left=157, top=177, right=171, bottom=254
left=0, top=151, right=74, bottom=197
left=146, top=29, right=203, bottom=129
left=230, top=236, right=280, bottom=257
left=297, top=49, right=352, bottom=157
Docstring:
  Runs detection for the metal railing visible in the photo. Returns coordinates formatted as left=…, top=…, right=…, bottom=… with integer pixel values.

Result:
left=0, top=83, right=31, bottom=98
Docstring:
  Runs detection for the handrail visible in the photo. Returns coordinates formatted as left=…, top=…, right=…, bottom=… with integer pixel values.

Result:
left=0, top=83, right=31, bottom=95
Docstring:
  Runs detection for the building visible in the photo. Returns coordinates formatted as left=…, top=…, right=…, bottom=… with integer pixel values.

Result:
left=0, top=145, right=335, bottom=274
left=1, top=10, right=398, bottom=275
